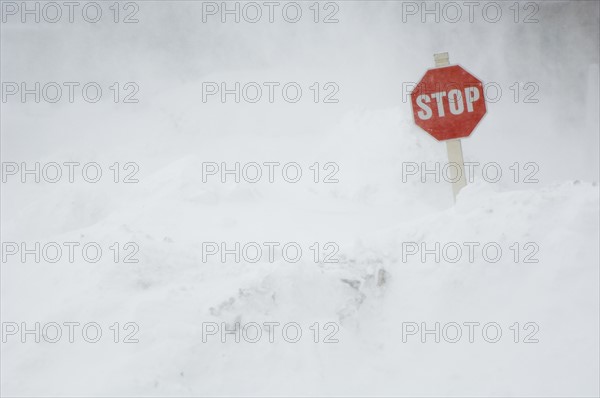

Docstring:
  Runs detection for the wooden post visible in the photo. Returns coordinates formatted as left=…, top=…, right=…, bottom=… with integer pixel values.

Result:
left=434, top=52, right=467, bottom=202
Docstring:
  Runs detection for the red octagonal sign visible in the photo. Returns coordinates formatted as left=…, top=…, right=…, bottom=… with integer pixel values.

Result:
left=410, top=65, right=487, bottom=141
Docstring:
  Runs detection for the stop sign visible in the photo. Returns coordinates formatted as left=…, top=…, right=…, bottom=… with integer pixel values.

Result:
left=410, top=65, right=486, bottom=141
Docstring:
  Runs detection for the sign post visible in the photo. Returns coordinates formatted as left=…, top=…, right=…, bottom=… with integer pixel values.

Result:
left=434, top=53, right=467, bottom=200
left=410, top=52, right=487, bottom=202
left=445, top=138, right=467, bottom=200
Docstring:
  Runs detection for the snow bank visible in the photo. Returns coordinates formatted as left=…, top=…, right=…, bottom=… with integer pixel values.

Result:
left=2, top=148, right=597, bottom=396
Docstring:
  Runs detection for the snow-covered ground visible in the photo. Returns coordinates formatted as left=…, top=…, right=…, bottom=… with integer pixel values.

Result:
left=1, top=1, right=599, bottom=396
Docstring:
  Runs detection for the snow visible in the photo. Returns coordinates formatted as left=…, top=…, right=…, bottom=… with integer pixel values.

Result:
left=1, top=1, right=599, bottom=396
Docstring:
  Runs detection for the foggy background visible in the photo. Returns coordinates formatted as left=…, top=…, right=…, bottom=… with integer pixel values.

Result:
left=2, top=1, right=599, bottom=180
left=1, top=1, right=599, bottom=397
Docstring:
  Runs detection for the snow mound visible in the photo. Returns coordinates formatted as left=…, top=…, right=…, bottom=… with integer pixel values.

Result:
left=2, top=176, right=597, bottom=396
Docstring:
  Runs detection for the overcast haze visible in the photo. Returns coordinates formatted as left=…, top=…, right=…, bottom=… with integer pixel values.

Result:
left=1, top=1, right=599, bottom=397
